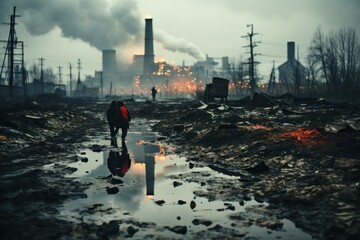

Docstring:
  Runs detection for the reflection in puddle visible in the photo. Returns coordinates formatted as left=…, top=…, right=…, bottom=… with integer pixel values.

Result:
left=59, top=119, right=313, bottom=239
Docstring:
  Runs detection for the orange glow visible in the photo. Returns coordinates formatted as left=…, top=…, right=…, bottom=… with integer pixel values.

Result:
left=272, top=128, right=323, bottom=145
left=246, top=125, right=272, bottom=131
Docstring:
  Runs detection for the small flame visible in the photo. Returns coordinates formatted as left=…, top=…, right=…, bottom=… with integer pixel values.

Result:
left=272, top=128, right=322, bottom=145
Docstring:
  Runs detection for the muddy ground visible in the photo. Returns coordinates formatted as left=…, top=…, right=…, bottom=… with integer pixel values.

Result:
left=0, top=95, right=359, bottom=239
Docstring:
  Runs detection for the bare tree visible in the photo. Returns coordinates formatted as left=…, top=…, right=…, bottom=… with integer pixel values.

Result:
left=308, top=26, right=360, bottom=100
left=336, top=27, right=360, bottom=98
left=43, top=68, right=57, bottom=83
left=227, top=58, right=247, bottom=96
left=309, top=27, right=330, bottom=91
left=28, top=63, right=40, bottom=82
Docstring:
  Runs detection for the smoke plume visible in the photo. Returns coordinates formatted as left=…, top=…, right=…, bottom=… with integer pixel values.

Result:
left=0, top=0, right=143, bottom=50
left=0, top=0, right=205, bottom=61
left=155, top=29, right=206, bottom=60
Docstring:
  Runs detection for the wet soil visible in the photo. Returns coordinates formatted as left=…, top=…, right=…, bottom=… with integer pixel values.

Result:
left=0, top=96, right=359, bottom=239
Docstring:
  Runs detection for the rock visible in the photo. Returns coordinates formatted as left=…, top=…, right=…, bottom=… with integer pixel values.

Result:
left=80, top=157, right=88, bottom=163
left=244, top=161, right=270, bottom=173
left=190, top=200, right=196, bottom=209
left=178, top=200, right=187, bottom=205
left=127, top=226, right=139, bottom=237
left=155, top=200, right=165, bottom=206
left=106, top=187, right=119, bottom=195
left=91, top=144, right=104, bottom=152
left=173, top=181, right=182, bottom=188
left=166, top=226, right=187, bottom=235
left=192, top=219, right=212, bottom=226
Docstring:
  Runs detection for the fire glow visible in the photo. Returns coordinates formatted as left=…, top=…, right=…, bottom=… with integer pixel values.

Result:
left=272, top=128, right=323, bottom=145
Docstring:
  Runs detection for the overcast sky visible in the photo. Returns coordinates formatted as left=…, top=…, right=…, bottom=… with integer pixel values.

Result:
left=0, top=0, right=359, bottom=80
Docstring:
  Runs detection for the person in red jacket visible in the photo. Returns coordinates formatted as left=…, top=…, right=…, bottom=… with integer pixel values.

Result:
left=115, top=100, right=131, bottom=141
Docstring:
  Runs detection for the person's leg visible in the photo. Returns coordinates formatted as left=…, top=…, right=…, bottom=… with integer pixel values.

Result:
left=114, top=126, right=119, bottom=136
left=109, top=124, right=114, bottom=137
left=121, top=128, right=128, bottom=140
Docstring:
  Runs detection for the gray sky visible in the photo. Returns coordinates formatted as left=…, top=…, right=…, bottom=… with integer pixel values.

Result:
left=0, top=0, right=359, bottom=79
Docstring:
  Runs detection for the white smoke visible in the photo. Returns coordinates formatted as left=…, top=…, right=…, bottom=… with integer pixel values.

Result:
left=0, top=0, right=206, bottom=61
left=155, top=29, right=206, bottom=60
left=0, top=0, right=143, bottom=50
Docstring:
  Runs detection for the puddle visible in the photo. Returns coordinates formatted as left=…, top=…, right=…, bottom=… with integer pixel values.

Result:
left=58, top=119, right=313, bottom=239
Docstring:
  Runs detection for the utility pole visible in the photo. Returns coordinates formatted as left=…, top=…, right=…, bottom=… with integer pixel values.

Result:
left=38, top=57, right=45, bottom=93
left=100, top=71, right=103, bottom=98
left=242, top=24, right=260, bottom=97
left=7, top=6, right=20, bottom=99
left=58, top=65, right=62, bottom=84
left=20, top=41, right=26, bottom=97
left=77, top=58, right=81, bottom=82
left=69, top=63, right=73, bottom=97
left=76, top=59, right=81, bottom=96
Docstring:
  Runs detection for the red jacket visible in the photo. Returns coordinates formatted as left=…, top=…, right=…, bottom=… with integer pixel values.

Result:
left=120, top=106, right=130, bottom=122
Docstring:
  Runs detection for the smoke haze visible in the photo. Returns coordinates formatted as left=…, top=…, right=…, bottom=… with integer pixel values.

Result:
left=0, top=0, right=143, bottom=50
left=155, top=29, right=206, bottom=60
left=0, top=0, right=205, bottom=62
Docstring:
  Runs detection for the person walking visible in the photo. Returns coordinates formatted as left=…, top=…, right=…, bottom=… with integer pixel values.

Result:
left=116, top=100, right=131, bottom=141
left=106, top=100, right=119, bottom=138
left=151, top=86, right=157, bottom=101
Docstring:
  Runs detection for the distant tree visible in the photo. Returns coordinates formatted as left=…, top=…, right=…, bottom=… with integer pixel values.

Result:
left=43, top=68, right=57, bottom=83
left=336, top=27, right=360, bottom=98
left=227, top=58, right=247, bottom=96
left=308, top=26, right=360, bottom=100
left=28, top=63, right=40, bottom=82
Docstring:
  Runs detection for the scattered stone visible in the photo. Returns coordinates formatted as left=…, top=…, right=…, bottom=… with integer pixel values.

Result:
left=178, top=200, right=187, bottom=205
left=80, top=157, right=88, bottom=162
left=91, top=144, right=104, bottom=152
left=166, top=226, right=187, bottom=235
left=155, top=200, right=165, bottom=206
left=244, top=161, right=270, bottom=173
left=192, top=219, right=212, bottom=226
left=106, top=187, right=119, bottom=195
left=190, top=200, right=196, bottom=209
left=127, top=226, right=139, bottom=237
left=173, top=181, right=182, bottom=188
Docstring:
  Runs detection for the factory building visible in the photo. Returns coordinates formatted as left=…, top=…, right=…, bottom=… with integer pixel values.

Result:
left=278, top=41, right=306, bottom=93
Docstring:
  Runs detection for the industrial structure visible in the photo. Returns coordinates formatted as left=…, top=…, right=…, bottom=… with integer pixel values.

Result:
left=278, top=41, right=306, bottom=94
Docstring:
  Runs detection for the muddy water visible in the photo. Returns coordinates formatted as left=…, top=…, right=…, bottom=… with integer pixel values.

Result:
left=59, top=119, right=313, bottom=239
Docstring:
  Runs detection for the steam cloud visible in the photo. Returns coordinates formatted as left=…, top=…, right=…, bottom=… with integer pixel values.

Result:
left=0, top=0, right=143, bottom=50
left=0, top=0, right=205, bottom=61
left=155, top=29, right=206, bottom=60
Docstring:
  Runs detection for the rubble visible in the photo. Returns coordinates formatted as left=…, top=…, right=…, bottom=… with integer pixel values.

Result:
left=1, top=97, right=359, bottom=239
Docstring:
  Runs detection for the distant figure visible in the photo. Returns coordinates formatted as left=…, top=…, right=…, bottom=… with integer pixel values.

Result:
left=116, top=100, right=131, bottom=141
left=151, top=86, right=157, bottom=101
left=107, top=140, right=131, bottom=177
left=106, top=100, right=131, bottom=140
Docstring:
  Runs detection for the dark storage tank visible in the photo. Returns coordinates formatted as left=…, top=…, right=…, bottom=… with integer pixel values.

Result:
left=212, top=77, right=229, bottom=100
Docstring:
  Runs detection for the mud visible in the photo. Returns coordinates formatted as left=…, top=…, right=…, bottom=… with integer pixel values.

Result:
left=0, top=96, right=359, bottom=239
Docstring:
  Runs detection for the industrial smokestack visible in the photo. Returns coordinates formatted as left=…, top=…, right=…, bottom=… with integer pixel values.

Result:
left=102, top=50, right=118, bottom=94
left=287, top=41, right=295, bottom=61
left=102, top=50, right=117, bottom=73
left=143, top=18, right=155, bottom=78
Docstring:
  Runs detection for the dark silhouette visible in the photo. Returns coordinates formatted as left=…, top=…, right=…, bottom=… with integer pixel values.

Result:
left=106, top=100, right=131, bottom=140
left=107, top=140, right=131, bottom=177
left=151, top=86, right=157, bottom=101
left=116, top=101, right=131, bottom=141
left=106, top=100, right=119, bottom=138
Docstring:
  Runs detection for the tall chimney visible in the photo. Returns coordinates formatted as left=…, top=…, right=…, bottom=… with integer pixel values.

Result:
left=287, top=41, right=295, bottom=61
left=143, top=18, right=155, bottom=78
left=102, top=49, right=117, bottom=73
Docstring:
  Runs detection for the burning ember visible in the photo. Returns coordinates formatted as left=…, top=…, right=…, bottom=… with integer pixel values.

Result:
left=272, top=128, right=323, bottom=145
left=246, top=124, right=272, bottom=131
